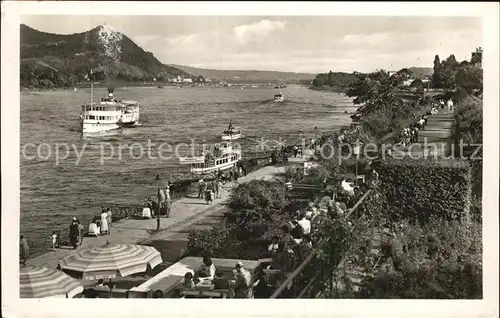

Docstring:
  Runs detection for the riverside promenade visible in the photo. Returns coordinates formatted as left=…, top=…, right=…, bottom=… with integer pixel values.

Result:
left=393, top=108, right=454, bottom=158
left=29, top=165, right=285, bottom=270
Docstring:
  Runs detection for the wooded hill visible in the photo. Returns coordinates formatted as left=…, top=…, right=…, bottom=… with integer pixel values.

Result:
left=20, top=24, right=190, bottom=88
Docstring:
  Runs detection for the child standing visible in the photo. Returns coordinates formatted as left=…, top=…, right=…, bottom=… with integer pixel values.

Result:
left=50, top=231, right=58, bottom=251
left=205, top=189, right=213, bottom=205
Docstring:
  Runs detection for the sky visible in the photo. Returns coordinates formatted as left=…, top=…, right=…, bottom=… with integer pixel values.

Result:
left=21, top=16, right=483, bottom=73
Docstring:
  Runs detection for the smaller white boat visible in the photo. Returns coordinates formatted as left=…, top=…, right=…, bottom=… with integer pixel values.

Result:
left=274, top=92, right=285, bottom=102
left=73, top=87, right=77, bottom=92
left=221, top=122, right=242, bottom=141
left=179, top=142, right=242, bottom=175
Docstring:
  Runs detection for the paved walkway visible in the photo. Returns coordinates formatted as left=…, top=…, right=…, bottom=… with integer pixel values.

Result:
left=394, top=109, right=454, bottom=158
left=29, top=165, right=285, bottom=269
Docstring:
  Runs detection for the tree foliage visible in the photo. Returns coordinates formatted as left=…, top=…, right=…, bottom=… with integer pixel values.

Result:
left=452, top=95, right=483, bottom=144
left=345, top=69, right=423, bottom=138
left=311, top=71, right=358, bottom=92
left=454, top=66, right=483, bottom=94
left=432, top=55, right=442, bottom=88
left=431, top=51, right=483, bottom=91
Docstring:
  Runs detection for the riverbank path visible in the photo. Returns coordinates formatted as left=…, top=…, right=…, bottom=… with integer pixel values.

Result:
left=394, top=108, right=454, bottom=158
left=28, top=165, right=286, bottom=269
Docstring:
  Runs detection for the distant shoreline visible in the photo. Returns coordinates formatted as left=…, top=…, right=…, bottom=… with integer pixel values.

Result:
left=308, top=85, right=349, bottom=94
left=20, top=82, right=296, bottom=92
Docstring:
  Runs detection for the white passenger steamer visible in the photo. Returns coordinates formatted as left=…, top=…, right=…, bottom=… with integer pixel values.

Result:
left=80, top=88, right=140, bottom=133
left=179, top=142, right=242, bottom=175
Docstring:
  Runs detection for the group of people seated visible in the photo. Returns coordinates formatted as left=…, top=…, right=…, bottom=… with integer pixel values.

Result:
left=175, top=256, right=255, bottom=298
left=264, top=186, right=371, bottom=294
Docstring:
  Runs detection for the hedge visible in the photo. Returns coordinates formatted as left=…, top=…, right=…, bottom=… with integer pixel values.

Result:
left=377, top=158, right=472, bottom=224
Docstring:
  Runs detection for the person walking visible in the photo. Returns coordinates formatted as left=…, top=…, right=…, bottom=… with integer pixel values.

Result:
left=217, top=179, right=223, bottom=198
left=20, top=235, right=29, bottom=266
left=214, top=178, right=220, bottom=199
left=69, top=218, right=79, bottom=249
left=77, top=220, right=84, bottom=245
left=50, top=231, right=58, bottom=251
left=198, top=178, right=206, bottom=199
left=156, top=186, right=164, bottom=230
left=106, top=208, right=113, bottom=234
left=164, top=185, right=172, bottom=218
left=157, top=187, right=166, bottom=216
left=100, top=209, right=109, bottom=235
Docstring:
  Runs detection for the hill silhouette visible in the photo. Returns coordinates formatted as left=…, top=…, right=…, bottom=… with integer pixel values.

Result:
left=168, top=64, right=316, bottom=84
left=20, top=24, right=190, bottom=88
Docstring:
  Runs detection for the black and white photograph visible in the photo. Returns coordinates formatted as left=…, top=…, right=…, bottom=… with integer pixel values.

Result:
left=2, top=2, right=499, bottom=318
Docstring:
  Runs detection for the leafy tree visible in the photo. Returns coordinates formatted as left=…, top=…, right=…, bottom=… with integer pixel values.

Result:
left=327, top=71, right=333, bottom=87
left=345, top=69, right=421, bottom=137
left=432, top=55, right=442, bottom=88
left=455, top=66, right=483, bottom=94
left=311, top=72, right=358, bottom=92
left=452, top=95, right=483, bottom=144
left=440, top=54, right=461, bottom=89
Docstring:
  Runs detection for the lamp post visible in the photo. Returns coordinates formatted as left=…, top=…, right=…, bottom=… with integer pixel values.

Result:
left=353, top=140, right=362, bottom=187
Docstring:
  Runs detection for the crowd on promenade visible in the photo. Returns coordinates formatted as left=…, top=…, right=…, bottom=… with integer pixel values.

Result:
left=394, top=97, right=454, bottom=148
left=19, top=207, right=114, bottom=266
left=19, top=161, right=254, bottom=265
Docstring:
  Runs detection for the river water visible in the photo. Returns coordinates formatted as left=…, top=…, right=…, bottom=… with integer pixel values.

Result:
left=20, top=85, right=354, bottom=255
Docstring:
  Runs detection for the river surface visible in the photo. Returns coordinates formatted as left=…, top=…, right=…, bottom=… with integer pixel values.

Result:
left=20, top=85, right=355, bottom=255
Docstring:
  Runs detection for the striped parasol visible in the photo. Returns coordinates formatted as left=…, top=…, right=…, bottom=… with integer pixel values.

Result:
left=57, top=242, right=162, bottom=280
left=20, top=266, right=83, bottom=298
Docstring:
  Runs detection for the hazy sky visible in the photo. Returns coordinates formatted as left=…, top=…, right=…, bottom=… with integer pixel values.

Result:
left=21, top=16, right=482, bottom=73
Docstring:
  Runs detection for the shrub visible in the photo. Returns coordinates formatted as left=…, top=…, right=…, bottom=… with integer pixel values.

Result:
left=377, top=158, right=472, bottom=224
left=184, top=180, right=293, bottom=259
left=358, top=218, right=482, bottom=299
left=227, top=180, right=288, bottom=213
left=183, top=220, right=234, bottom=258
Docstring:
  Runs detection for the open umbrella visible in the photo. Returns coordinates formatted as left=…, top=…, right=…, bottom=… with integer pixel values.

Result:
left=58, top=242, right=162, bottom=280
left=20, top=265, right=83, bottom=298
left=58, top=242, right=162, bottom=297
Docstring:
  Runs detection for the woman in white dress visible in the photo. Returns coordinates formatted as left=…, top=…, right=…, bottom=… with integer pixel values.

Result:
left=100, top=209, right=109, bottom=235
